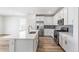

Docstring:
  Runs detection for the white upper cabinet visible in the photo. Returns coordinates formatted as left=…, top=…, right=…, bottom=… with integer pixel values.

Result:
left=59, top=8, right=64, bottom=19
left=64, top=7, right=74, bottom=25
left=44, top=17, right=53, bottom=25
left=36, top=16, right=53, bottom=25
left=53, top=15, right=58, bottom=25
left=53, top=7, right=74, bottom=25
left=67, top=7, right=74, bottom=25
left=53, top=8, right=64, bottom=25
left=64, top=7, right=68, bottom=25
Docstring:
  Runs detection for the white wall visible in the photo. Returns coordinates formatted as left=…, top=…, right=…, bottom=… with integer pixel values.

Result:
left=4, top=16, right=19, bottom=36
left=0, top=13, right=36, bottom=35
left=3, top=16, right=27, bottom=36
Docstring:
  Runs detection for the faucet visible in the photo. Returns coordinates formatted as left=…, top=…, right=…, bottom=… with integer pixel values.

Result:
left=28, top=25, right=32, bottom=33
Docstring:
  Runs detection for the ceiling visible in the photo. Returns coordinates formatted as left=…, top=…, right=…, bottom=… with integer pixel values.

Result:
left=0, top=7, right=62, bottom=16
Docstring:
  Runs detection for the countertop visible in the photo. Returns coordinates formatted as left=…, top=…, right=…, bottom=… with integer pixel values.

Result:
left=0, top=30, right=38, bottom=40
left=59, top=32, right=73, bottom=37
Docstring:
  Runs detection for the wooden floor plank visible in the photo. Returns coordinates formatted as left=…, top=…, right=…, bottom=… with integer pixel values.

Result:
left=37, top=37, right=64, bottom=52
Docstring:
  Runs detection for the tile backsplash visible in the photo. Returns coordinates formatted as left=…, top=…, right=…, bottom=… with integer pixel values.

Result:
left=55, top=25, right=73, bottom=34
left=44, top=25, right=73, bottom=34
left=68, top=25, right=73, bottom=34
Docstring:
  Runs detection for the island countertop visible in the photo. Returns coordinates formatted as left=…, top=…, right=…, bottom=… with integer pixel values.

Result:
left=0, top=30, right=38, bottom=40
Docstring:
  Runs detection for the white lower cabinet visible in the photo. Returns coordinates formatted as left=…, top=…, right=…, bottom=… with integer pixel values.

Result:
left=9, top=39, right=15, bottom=52
left=62, top=36, right=67, bottom=51
left=14, top=39, right=38, bottom=52
left=44, top=29, right=52, bottom=36
left=51, top=29, right=55, bottom=38
left=44, top=29, right=54, bottom=38
left=59, top=32, right=74, bottom=52
left=9, top=35, right=38, bottom=52
left=44, top=29, right=50, bottom=36
left=33, top=35, right=38, bottom=52
left=15, top=39, right=34, bottom=52
left=59, top=34, right=63, bottom=47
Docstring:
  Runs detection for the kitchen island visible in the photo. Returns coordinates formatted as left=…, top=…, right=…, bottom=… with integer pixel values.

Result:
left=0, top=30, right=38, bottom=52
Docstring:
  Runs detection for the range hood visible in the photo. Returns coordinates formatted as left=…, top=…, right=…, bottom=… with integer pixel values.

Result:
left=36, top=14, right=54, bottom=17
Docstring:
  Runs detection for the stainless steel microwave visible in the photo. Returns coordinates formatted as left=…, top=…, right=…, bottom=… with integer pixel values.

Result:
left=58, top=18, right=64, bottom=25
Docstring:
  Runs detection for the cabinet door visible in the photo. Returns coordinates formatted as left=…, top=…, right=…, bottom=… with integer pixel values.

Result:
left=66, top=36, right=74, bottom=52
left=33, top=39, right=37, bottom=52
left=33, top=35, right=38, bottom=52
left=59, top=34, right=66, bottom=50
left=44, top=29, right=50, bottom=36
left=9, top=39, right=15, bottom=52
left=53, top=15, right=58, bottom=25
left=44, top=29, right=53, bottom=37
left=57, top=9, right=64, bottom=20
left=61, top=35, right=68, bottom=51
left=53, top=9, right=64, bottom=25
left=63, top=37, right=68, bottom=51
left=59, top=33, right=74, bottom=52
left=45, top=17, right=53, bottom=25
left=51, top=29, right=54, bottom=38
left=67, top=7, right=74, bottom=25
left=62, top=35, right=73, bottom=52
left=15, top=40, right=33, bottom=52
left=59, top=34, right=62, bottom=47
left=64, top=7, right=68, bottom=25
left=44, top=29, right=48, bottom=36
left=60, top=8, right=64, bottom=18
left=57, top=12, right=61, bottom=20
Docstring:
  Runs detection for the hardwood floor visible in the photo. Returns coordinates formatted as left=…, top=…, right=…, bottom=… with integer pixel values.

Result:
left=37, top=37, right=64, bottom=52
